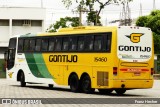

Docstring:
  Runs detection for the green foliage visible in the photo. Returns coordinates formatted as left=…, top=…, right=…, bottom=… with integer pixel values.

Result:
left=47, top=0, right=134, bottom=32
left=46, top=17, right=79, bottom=32
left=136, top=16, right=148, bottom=27
left=62, top=0, right=133, bottom=25
left=153, top=32, right=160, bottom=54
left=136, top=10, right=160, bottom=54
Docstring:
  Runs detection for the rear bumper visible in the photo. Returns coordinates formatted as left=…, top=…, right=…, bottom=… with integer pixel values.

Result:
left=112, top=79, right=154, bottom=89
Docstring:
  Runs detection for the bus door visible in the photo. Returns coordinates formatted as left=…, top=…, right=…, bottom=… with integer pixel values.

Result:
left=5, top=38, right=17, bottom=70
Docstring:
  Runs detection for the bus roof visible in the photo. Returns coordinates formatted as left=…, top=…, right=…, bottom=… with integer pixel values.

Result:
left=37, top=26, right=118, bottom=36
left=16, top=26, right=151, bottom=38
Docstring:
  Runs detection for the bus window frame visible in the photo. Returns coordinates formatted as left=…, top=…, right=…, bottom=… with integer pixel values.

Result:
left=55, top=37, right=62, bottom=51
left=18, top=39, right=24, bottom=52
left=62, top=37, right=69, bottom=51
left=41, top=38, right=49, bottom=52
left=69, top=36, right=77, bottom=51
left=35, top=38, right=42, bottom=52
left=17, top=32, right=112, bottom=53
left=29, top=39, right=36, bottom=52
left=23, top=39, right=30, bottom=52
left=48, top=38, right=56, bottom=52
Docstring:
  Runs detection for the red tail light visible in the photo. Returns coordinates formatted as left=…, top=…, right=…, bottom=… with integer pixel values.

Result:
left=151, top=68, right=154, bottom=75
left=113, top=67, right=117, bottom=76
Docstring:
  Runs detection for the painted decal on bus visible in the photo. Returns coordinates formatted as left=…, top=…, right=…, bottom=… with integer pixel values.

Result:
left=118, top=45, right=151, bottom=52
left=117, top=27, right=152, bottom=62
left=125, top=33, right=144, bottom=43
left=49, top=55, right=78, bottom=62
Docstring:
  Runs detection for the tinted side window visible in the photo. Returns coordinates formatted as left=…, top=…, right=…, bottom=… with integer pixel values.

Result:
left=55, top=37, right=62, bottom=51
left=94, top=36, right=103, bottom=51
left=29, top=39, right=36, bottom=51
left=35, top=39, right=41, bottom=51
left=69, top=37, right=77, bottom=51
left=78, top=36, right=84, bottom=51
left=48, top=38, right=55, bottom=51
left=103, top=33, right=112, bottom=52
left=9, top=38, right=17, bottom=49
left=85, top=35, right=94, bottom=51
left=62, top=37, right=69, bottom=51
left=24, top=39, right=29, bottom=51
left=18, top=39, right=24, bottom=52
left=41, top=39, right=48, bottom=51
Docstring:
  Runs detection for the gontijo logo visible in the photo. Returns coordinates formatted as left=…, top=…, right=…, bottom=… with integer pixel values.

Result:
left=126, top=33, right=144, bottom=43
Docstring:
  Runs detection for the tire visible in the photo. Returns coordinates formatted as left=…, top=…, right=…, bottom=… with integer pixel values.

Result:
left=115, top=89, right=126, bottom=95
left=81, top=75, right=95, bottom=94
left=69, top=74, right=80, bottom=92
left=48, top=84, right=53, bottom=89
left=98, top=89, right=113, bottom=94
left=20, top=72, right=26, bottom=87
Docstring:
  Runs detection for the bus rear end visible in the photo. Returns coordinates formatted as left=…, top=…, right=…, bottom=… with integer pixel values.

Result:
left=113, top=26, right=154, bottom=93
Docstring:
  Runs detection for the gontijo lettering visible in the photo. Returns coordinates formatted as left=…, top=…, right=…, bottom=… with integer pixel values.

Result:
left=119, top=45, right=151, bottom=52
left=49, top=55, right=78, bottom=62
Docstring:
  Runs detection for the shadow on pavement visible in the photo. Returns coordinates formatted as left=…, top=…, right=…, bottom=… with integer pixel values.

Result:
left=11, top=84, right=146, bottom=97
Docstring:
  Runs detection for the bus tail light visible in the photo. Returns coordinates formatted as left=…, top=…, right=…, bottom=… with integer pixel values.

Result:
left=113, top=67, right=117, bottom=76
left=151, top=68, right=154, bottom=75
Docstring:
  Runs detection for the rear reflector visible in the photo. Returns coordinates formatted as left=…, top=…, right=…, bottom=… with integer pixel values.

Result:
left=113, top=67, right=117, bottom=76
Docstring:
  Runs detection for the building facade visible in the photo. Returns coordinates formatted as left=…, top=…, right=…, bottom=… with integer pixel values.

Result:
left=0, top=7, right=46, bottom=58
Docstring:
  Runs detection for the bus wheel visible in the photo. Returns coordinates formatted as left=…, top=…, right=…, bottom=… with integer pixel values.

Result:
left=69, top=74, right=79, bottom=92
left=81, top=75, right=95, bottom=94
left=115, top=89, right=126, bottom=95
left=48, top=84, right=53, bottom=89
left=20, top=72, right=26, bottom=87
left=98, top=89, right=113, bottom=94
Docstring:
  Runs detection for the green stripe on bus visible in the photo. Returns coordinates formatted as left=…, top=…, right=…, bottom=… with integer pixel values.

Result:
left=25, top=53, right=44, bottom=78
left=33, top=54, right=53, bottom=78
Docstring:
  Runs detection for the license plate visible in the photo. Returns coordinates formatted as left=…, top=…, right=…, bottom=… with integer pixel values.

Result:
left=134, top=72, right=141, bottom=76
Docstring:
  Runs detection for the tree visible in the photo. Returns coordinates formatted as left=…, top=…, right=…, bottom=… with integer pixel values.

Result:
left=47, top=0, right=133, bottom=32
left=136, top=10, right=160, bottom=54
left=62, top=0, right=132, bottom=25
left=46, top=17, right=79, bottom=32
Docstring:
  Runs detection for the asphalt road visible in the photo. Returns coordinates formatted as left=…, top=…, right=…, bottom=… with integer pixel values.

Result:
left=0, top=79, right=160, bottom=107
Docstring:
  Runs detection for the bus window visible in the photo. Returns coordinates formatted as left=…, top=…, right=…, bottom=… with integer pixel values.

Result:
left=103, top=33, right=111, bottom=52
left=29, top=39, right=36, bottom=51
left=41, top=39, right=48, bottom=51
left=85, top=35, right=94, bottom=51
left=9, top=38, right=17, bottom=49
left=94, top=36, right=103, bottom=51
left=35, top=39, right=41, bottom=51
left=69, top=37, right=77, bottom=51
left=62, top=37, right=69, bottom=51
left=78, top=36, right=84, bottom=51
left=18, top=39, right=24, bottom=52
left=55, top=37, right=62, bottom=51
left=48, top=38, right=55, bottom=51
left=24, top=39, right=30, bottom=51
